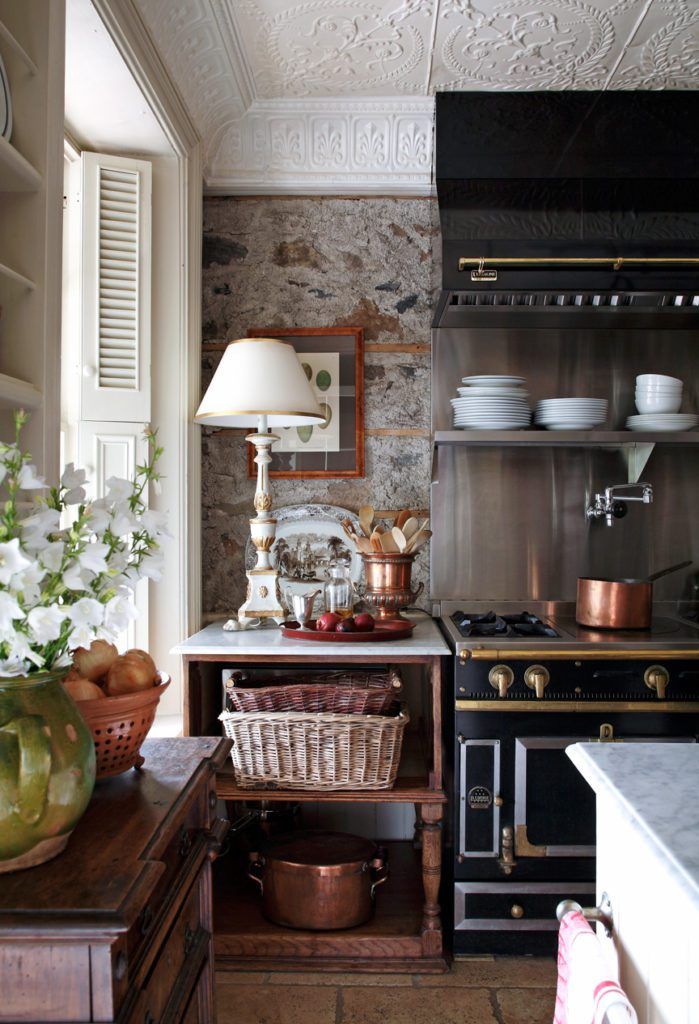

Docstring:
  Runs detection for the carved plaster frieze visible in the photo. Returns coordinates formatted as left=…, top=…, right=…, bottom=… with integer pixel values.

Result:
left=205, top=98, right=435, bottom=194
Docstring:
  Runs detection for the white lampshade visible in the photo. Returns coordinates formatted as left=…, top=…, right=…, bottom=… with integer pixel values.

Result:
left=194, top=337, right=325, bottom=427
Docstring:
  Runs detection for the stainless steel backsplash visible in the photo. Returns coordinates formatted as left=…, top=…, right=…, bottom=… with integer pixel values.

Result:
left=430, top=317, right=699, bottom=603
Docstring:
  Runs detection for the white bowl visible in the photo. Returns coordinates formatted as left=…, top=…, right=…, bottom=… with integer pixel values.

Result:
left=635, top=383, right=682, bottom=393
left=636, top=373, right=683, bottom=388
left=635, top=393, right=682, bottom=414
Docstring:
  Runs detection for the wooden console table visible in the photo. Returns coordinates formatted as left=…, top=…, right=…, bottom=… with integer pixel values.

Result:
left=173, top=613, right=450, bottom=973
left=0, top=737, right=231, bottom=1023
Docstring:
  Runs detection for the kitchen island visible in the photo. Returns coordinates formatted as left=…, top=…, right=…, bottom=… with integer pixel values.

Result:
left=567, top=742, right=699, bottom=1024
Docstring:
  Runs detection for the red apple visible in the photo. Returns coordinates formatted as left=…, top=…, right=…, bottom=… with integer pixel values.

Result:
left=336, top=618, right=357, bottom=632
left=354, top=612, right=375, bottom=632
left=316, top=612, right=341, bottom=632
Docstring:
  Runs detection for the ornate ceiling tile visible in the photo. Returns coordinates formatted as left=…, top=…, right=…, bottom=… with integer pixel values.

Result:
left=224, top=0, right=437, bottom=98
left=610, top=0, right=699, bottom=89
left=429, top=0, right=651, bottom=92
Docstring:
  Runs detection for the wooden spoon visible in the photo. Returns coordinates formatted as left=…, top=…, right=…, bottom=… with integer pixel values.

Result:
left=395, top=509, right=411, bottom=531
left=354, top=535, right=373, bottom=555
left=358, top=505, right=375, bottom=538
left=369, top=528, right=384, bottom=552
left=381, top=530, right=399, bottom=553
left=402, top=517, right=419, bottom=541
left=406, top=528, right=432, bottom=553
left=391, top=526, right=408, bottom=552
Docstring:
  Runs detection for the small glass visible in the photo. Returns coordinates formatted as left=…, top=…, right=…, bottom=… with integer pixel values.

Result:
left=324, top=562, right=355, bottom=618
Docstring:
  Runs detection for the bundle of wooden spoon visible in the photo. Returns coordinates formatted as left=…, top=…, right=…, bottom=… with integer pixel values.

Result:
left=341, top=506, right=431, bottom=556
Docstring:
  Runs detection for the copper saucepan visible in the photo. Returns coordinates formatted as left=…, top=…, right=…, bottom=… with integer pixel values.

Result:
left=576, top=560, right=692, bottom=630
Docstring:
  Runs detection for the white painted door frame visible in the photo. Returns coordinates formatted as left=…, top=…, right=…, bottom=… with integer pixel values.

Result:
left=90, top=0, right=202, bottom=716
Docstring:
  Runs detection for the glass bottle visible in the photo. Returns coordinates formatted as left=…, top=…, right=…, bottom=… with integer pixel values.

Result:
left=324, top=562, right=355, bottom=619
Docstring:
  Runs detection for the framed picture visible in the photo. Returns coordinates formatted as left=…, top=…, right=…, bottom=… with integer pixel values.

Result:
left=246, top=326, right=364, bottom=478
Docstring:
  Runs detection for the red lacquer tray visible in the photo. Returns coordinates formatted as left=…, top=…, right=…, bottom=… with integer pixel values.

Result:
left=281, top=620, right=415, bottom=643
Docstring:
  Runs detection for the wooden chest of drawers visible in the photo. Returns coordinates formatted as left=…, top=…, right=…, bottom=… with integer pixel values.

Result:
left=0, top=736, right=231, bottom=1023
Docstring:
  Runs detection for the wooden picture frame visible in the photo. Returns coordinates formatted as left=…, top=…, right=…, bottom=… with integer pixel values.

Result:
left=246, top=326, right=365, bottom=478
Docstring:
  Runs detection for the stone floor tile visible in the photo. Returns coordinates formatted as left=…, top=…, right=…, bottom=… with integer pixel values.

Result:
left=266, top=971, right=412, bottom=986
left=415, top=957, right=557, bottom=989
left=495, top=987, right=557, bottom=1024
left=217, top=984, right=337, bottom=1024
left=339, top=985, right=497, bottom=1024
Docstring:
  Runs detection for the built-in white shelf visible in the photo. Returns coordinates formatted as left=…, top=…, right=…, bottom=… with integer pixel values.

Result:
left=434, top=430, right=699, bottom=447
left=0, top=260, right=35, bottom=290
left=0, top=372, right=42, bottom=409
left=0, top=136, right=42, bottom=191
left=0, top=18, right=38, bottom=75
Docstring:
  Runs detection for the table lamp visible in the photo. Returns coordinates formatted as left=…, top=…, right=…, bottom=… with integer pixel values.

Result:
left=195, top=338, right=324, bottom=622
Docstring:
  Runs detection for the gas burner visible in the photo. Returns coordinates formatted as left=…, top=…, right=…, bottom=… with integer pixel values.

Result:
left=451, top=610, right=561, bottom=639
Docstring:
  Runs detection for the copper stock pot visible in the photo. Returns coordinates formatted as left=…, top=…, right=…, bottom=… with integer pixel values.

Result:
left=576, top=560, right=692, bottom=629
left=248, top=830, right=388, bottom=931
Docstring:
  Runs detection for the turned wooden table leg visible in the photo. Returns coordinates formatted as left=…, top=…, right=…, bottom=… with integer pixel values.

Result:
left=413, top=802, right=424, bottom=850
left=419, top=802, right=443, bottom=955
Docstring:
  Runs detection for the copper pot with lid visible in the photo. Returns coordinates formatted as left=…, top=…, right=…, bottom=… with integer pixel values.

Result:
left=248, top=830, right=389, bottom=930
left=576, top=560, right=692, bottom=629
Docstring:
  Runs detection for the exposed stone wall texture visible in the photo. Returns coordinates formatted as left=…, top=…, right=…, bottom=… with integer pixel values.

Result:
left=201, top=197, right=441, bottom=616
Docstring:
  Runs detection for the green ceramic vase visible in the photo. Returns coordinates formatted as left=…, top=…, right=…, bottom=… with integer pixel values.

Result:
left=0, top=670, right=96, bottom=873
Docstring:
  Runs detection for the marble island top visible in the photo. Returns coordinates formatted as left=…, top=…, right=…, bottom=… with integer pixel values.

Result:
left=568, top=743, right=699, bottom=910
left=172, top=611, right=450, bottom=658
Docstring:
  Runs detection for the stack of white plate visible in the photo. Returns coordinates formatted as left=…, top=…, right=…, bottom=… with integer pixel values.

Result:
left=534, top=398, right=608, bottom=431
left=452, top=376, right=531, bottom=430
left=626, top=413, right=698, bottom=432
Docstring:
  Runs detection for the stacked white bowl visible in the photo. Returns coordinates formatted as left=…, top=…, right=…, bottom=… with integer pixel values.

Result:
left=628, top=373, right=698, bottom=431
left=534, top=398, right=608, bottom=431
left=451, top=375, right=531, bottom=430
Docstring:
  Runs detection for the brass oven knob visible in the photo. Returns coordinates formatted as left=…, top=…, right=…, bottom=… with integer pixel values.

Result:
left=511, top=904, right=524, bottom=919
left=488, top=665, right=514, bottom=699
left=644, top=665, right=669, bottom=699
left=524, top=664, right=550, bottom=699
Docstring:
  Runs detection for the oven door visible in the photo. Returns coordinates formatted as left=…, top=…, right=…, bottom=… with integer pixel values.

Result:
left=513, top=732, right=695, bottom=859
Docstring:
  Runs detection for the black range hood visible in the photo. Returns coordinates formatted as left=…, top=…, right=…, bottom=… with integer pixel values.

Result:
left=436, top=91, right=699, bottom=294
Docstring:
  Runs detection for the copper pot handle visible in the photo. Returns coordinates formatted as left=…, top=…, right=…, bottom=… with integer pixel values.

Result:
left=370, top=850, right=389, bottom=898
left=248, top=855, right=264, bottom=894
left=410, top=581, right=424, bottom=601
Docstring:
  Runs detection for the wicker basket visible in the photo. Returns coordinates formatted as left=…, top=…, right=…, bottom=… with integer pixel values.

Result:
left=226, top=667, right=402, bottom=693
left=225, top=683, right=399, bottom=716
left=219, top=703, right=409, bottom=791
left=77, top=674, right=170, bottom=779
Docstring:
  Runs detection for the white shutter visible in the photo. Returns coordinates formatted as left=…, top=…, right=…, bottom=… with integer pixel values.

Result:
left=80, top=153, right=151, bottom=422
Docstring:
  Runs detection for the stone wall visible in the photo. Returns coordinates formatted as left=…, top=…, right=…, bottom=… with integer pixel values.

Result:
left=201, top=196, right=441, bottom=616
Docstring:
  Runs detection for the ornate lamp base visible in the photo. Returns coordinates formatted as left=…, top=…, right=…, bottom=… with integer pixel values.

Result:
left=239, top=567, right=285, bottom=623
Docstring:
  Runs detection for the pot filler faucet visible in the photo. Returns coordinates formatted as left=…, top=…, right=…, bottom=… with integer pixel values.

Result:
left=586, top=482, right=654, bottom=527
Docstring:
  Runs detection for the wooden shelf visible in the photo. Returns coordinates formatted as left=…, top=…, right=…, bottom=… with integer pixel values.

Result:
left=216, top=769, right=446, bottom=804
left=435, top=429, right=699, bottom=447
left=0, top=372, right=42, bottom=409
left=0, top=260, right=35, bottom=290
left=0, top=136, right=42, bottom=191
left=213, top=841, right=447, bottom=973
left=0, top=18, right=38, bottom=74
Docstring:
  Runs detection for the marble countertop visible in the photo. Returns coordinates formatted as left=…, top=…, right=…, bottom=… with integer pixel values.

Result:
left=171, top=611, right=450, bottom=657
left=568, top=743, right=699, bottom=909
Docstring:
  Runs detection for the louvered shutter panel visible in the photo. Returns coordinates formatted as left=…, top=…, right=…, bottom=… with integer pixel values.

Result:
left=80, top=153, right=152, bottom=422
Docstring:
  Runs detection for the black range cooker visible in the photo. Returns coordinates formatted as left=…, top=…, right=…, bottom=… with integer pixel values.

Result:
left=440, top=602, right=699, bottom=954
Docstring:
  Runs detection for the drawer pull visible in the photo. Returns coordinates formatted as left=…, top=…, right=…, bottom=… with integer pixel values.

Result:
left=184, top=923, right=196, bottom=956
left=511, top=904, right=524, bottom=919
left=179, top=825, right=193, bottom=859
left=139, top=905, right=154, bottom=936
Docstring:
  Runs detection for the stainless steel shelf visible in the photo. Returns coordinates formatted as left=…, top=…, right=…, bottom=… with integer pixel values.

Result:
left=434, top=430, right=699, bottom=447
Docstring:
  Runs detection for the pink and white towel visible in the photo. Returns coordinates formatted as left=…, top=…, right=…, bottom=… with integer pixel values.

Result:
left=554, top=909, right=638, bottom=1024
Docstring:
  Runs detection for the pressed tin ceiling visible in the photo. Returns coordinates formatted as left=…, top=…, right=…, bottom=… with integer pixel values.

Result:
left=133, top=0, right=699, bottom=194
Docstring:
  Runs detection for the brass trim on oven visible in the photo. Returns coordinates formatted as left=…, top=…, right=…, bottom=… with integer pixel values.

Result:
left=458, top=256, right=699, bottom=272
left=514, top=824, right=547, bottom=858
left=455, top=700, right=699, bottom=712
left=461, top=649, right=699, bottom=662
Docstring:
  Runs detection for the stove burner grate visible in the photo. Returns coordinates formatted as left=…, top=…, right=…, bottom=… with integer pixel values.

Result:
left=451, top=610, right=560, bottom=639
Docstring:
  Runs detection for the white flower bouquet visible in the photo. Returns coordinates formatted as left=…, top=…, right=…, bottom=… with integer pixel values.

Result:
left=0, top=412, right=168, bottom=678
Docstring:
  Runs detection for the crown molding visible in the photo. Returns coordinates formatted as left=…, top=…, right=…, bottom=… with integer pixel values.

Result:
left=205, top=97, right=435, bottom=196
